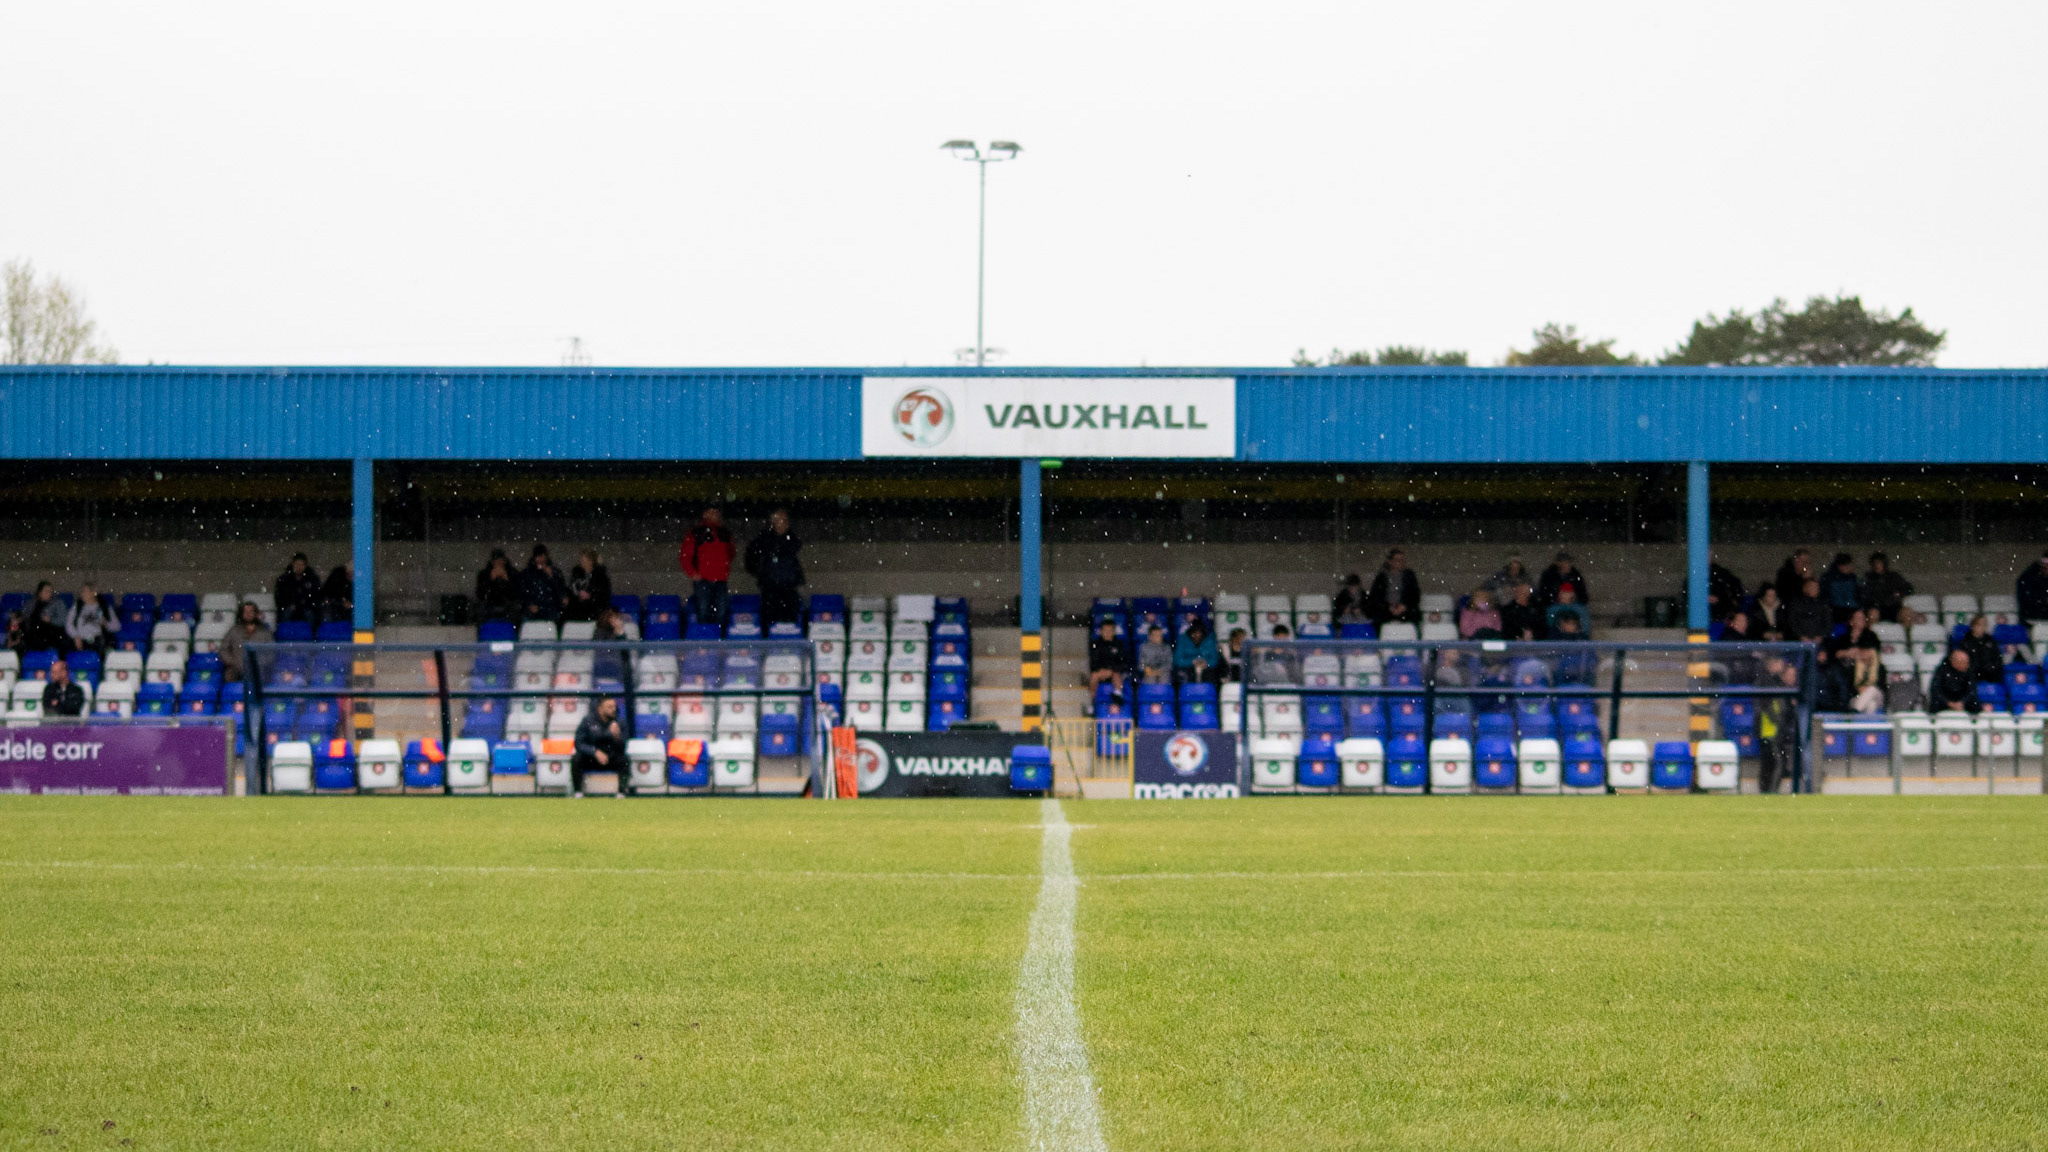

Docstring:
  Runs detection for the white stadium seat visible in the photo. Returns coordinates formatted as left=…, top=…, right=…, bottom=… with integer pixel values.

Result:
left=1517, top=738, right=1562, bottom=794
left=1293, top=593, right=1333, bottom=631
left=1253, top=595, right=1292, bottom=639
left=1902, top=594, right=1939, bottom=619
left=1694, top=739, right=1739, bottom=791
left=673, top=696, right=715, bottom=733
left=1940, top=594, right=1980, bottom=628
left=270, top=741, right=314, bottom=793
left=715, top=696, right=760, bottom=733
left=1420, top=594, right=1455, bottom=625
left=1605, top=739, right=1650, bottom=788
left=1420, top=622, right=1459, bottom=642
left=710, top=737, right=757, bottom=790
left=446, top=739, right=491, bottom=792
left=199, top=592, right=238, bottom=627
left=1338, top=737, right=1383, bottom=791
left=1428, top=736, right=1472, bottom=793
left=808, top=620, right=846, bottom=642
left=1213, top=592, right=1252, bottom=636
left=1378, top=622, right=1420, bottom=644
left=356, top=739, right=403, bottom=791
left=626, top=738, right=668, bottom=793
left=560, top=620, right=597, bottom=641
left=1981, top=594, right=2019, bottom=624
left=884, top=699, right=925, bottom=731
left=893, top=594, right=937, bottom=622
left=1250, top=735, right=1300, bottom=792
left=519, top=620, right=559, bottom=642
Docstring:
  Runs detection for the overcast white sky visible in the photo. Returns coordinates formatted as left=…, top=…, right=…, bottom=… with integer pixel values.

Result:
left=5, top=2, right=2043, bottom=368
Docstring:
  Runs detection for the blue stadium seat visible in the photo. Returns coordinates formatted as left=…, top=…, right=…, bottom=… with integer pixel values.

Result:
left=1387, top=696, right=1426, bottom=733
left=1853, top=727, right=1892, bottom=757
left=1563, top=737, right=1604, bottom=789
left=646, top=594, right=685, bottom=626
left=477, top=619, right=517, bottom=643
left=759, top=713, right=800, bottom=756
left=403, top=740, right=446, bottom=788
left=930, top=638, right=970, bottom=668
left=1296, top=738, right=1338, bottom=788
left=929, top=669, right=968, bottom=702
left=316, top=621, right=353, bottom=642
left=1518, top=711, right=1557, bottom=740
left=1385, top=657, right=1423, bottom=687
left=610, top=594, right=643, bottom=621
left=1385, top=733, right=1427, bottom=789
left=1090, top=597, right=1126, bottom=620
left=2006, top=664, right=2039, bottom=689
left=1132, top=597, right=1170, bottom=633
left=1303, top=695, right=1344, bottom=736
left=1136, top=693, right=1176, bottom=730
left=1434, top=711, right=1472, bottom=740
left=136, top=682, right=176, bottom=716
left=491, top=741, right=532, bottom=776
left=2009, top=683, right=2046, bottom=714
left=1977, top=683, right=2009, bottom=712
left=934, top=596, right=968, bottom=621
left=118, top=592, right=155, bottom=625
left=685, top=622, right=723, bottom=641
left=1178, top=699, right=1219, bottom=730
left=1345, top=699, right=1385, bottom=739
left=1339, top=623, right=1377, bottom=639
left=1651, top=741, right=1693, bottom=790
left=1995, top=623, right=2030, bottom=650
left=1476, top=711, right=1515, bottom=740
left=159, top=594, right=199, bottom=622
left=666, top=739, right=709, bottom=788
left=276, top=620, right=314, bottom=642
left=115, top=622, right=152, bottom=652
left=313, top=739, right=356, bottom=790
left=1474, top=736, right=1517, bottom=790
left=928, top=698, right=969, bottom=731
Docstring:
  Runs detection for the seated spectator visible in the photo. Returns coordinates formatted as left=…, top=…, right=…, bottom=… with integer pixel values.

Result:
left=1751, top=585, right=1784, bottom=639
left=1333, top=573, right=1368, bottom=624
left=1859, top=552, right=1912, bottom=622
left=565, top=547, right=613, bottom=623
left=64, top=582, right=114, bottom=655
left=1847, top=645, right=1884, bottom=714
left=1087, top=618, right=1130, bottom=702
left=1251, top=624, right=1300, bottom=684
left=1774, top=549, right=1815, bottom=603
left=571, top=697, right=626, bottom=794
left=1173, top=619, right=1221, bottom=686
left=1783, top=578, right=1831, bottom=642
left=521, top=544, right=566, bottom=622
left=322, top=562, right=354, bottom=627
left=41, top=659, right=85, bottom=718
left=1537, top=551, right=1588, bottom=608
left=1811, top=647, right=1851, bottom=712
left=2021, top=552, right=2048, bottom=624
left=1488, top=556, right=1529, bottom=598
left=23, top=582, right=65, bottom=651
left=1458, top=587, right=1501, bottom=639
left=1137, top=624, right=1173, bottom=685
left=475, top=549, right=521, bottom=623
left=275, top=554, right=323, bottom=625
left=4, top=609, right=24, bottom=656
left=1895, top=602, right=1927, bottom=629
left=1706, top=556, right=1745, bottom=622
left=1549, top=614, right=1596, bottom=683
left=1222, top=628, right=1250, bottom=683
left=1718, top=611, right=1756, bottom=682
left=1818, top=552, right=1860, bottom=625
left=1823, top=609, right=1880, bottom=662
left=219, top=602, right=273, bottom=682
left=1926, top=648, right=1981, bottom=713
left=1500, top=582, right=1545, bottom=641
left=1366, top=549, right=1420, bottom=627
left=595, top=605, right=629, bottom=641
left=1958, top=615, right=2003, bottom=684
left=1543, top=583, right=1591, bottom=637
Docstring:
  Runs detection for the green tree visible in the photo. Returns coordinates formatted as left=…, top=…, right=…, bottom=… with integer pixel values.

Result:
left=3, top=260, right=118, bottom=365
left=1504, top=323, right=1639, bottom=367
left=1661, top=295, right=1943, bottom=366
left=1291, top=345, right=1468, bottom=367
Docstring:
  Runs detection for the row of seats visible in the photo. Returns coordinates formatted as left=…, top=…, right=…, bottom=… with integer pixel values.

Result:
left=1245, top=735, right=1737, bottom=793
left=812, top=596, right=973, bottom=731
left=1817, top=712, right=2048, bottom=760
left=268, top=734, right=765, bottom=795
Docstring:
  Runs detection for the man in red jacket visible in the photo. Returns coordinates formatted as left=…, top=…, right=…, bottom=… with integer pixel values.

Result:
left=679, top=507, right=735, bottom=627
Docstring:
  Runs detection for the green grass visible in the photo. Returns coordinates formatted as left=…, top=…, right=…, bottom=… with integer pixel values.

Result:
left=3, top=796, right=2046, bottom=1150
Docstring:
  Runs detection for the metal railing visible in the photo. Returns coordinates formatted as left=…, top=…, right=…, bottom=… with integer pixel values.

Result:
left=1818, top=712, right=2045, bottom=795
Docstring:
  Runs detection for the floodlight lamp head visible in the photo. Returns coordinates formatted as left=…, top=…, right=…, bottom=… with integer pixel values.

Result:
left=940, top=139, right=980, bottom=160
left=986, top=141, right=1022, bottom=160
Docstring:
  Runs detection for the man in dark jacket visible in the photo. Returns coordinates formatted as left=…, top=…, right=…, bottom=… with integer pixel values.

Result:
left=41, top=659, right=86, bottom=717
left=275, top=554, right=323, bottom=625
left=680, top=507, right=735, bottom=627
left=1859, top=552, right=1913, bottom=622
left=1817, top=553, right=1861, bottom=625
left=1365, top=548, right=1421, bottom=627
left=1536, top=551, right=1589, bottom=609
left=1500, top=582, right=1546, bottom=641
left=571, top=697, right=627, bottom=792
left=744, top=509, right=806, bottom=626
left=1706, top=559, right=1745, bottom=622
left=565, top=548, right=612, bottom=623
left=1783, top=577, right=1832, bottom=642
left=474, top=550, right=521, bottom=623
left=2018, top=552, right=2048, bottom=624
left=1926, top=648, right=1982, bottom=714
left=1088, top=618, right=1131, bottom=705
left=321, top=563, right=354, bottom=628
left=520, top=544, right=566, bottom=623
left=1774, top=549, right=1814, bottom=602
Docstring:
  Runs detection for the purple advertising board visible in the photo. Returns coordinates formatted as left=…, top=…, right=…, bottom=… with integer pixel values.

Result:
left=1132, top=730, right=1241, bottom=798
left=0, top=724, right=231, bottom=796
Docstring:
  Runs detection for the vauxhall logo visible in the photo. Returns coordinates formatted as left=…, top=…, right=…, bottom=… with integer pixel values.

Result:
left=984, top=402, right=1210, bottom=431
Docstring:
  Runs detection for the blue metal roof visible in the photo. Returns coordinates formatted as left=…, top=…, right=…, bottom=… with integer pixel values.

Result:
left=0, top=364, right=2040, bottom=463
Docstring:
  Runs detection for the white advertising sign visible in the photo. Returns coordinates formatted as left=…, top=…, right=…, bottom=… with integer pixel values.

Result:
left=861, top=377, right=1236, bottom=458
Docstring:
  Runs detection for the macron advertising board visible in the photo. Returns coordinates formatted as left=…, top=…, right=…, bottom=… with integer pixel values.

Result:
left=861, top=377, right=1236, bottom=458
left=0, top=725, right=231, bottom=795
left=1132, top=731, right=1240, bottom=799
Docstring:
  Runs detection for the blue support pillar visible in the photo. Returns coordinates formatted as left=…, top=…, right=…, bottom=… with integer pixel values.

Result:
left=1687, top=460, right=1710, bottom=632
left=1019, top=458, right=1043, bottom=731
left=352, top=458, right=375, bottom=635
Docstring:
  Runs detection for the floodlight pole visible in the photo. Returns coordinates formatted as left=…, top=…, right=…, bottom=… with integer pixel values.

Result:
left=942, top=140, right=1020, bottom=367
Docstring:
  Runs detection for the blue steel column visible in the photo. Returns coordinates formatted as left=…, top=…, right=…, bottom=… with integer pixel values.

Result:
left=1687, top=460, right=1710, bottom=631
left=1019, top=458, right=1043, bottom=732
left=353, top=458, right=375, bottom=634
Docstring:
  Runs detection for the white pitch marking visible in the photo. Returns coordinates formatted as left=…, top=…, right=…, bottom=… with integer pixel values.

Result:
left=1016, top=798, right=1110, bottom=1152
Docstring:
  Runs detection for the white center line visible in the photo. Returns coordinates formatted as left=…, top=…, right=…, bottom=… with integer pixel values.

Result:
left=1015, top=798, right=1110, bottom=1152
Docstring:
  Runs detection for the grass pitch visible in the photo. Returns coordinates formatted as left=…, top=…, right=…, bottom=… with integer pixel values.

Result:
left=3, top=795, right=2045, bottom=1150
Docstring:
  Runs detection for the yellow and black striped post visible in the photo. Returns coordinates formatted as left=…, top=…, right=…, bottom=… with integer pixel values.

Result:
left=353, top=630, right=376, bottom=741
left=1687, top=630, right=1712, bottom=754
left=1020, top=632, right=1043, bottom=732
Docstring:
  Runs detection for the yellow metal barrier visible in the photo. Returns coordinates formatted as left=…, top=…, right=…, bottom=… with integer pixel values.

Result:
left=1044, top=717, right=1133, bottom=797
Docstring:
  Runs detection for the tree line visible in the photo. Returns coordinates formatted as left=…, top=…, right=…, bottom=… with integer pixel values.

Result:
left=1295, top=294, right=1946, bottom=368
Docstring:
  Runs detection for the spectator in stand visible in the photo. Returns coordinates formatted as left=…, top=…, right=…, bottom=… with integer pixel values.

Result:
left=1859, top=552, right=1913, bottom=622
left=1365, top=549, right=1421, bottom=627
left=1755, top=656, right=1799, bottom=792
left=1501, top=582, right=1546, bottom=641
left=1223, top=627, right=1250, bottom=683
left=1895, top=601, right=1927, bottom=630
left=41, top=659, right=85, bottom=718
left=4, top=609, right=24, bottom=657
left=1458, top=587, right=1502, bottom=639
left=23, top=583, right=65, bottom=651
left=1543, top=583, right=1591, bottom=637
left=1333, top=573, right=1368, bottom=625
left=475, top=550, right=521, bottom=623
left=1834, top=623, right=1883, bottom=713
left=321, top=562, right=354, bottom=627
left=1488, top=556, right=1530, bottom=599
left=571, top=696, right=627, bottom=794
left=1252, top=624, right=1301, bottom=685
left=1087, top=618, right=1131, bottom=703
left=520, top=544, right=566, bottom=623
left=679, top=507, right=735, bottom=627
left=64, top=582, right=114, bottom=655
left=1818, top=552, right=1861, bottom=625
left=595, top=605, right=630, bottom=641
left=1774, top=549, right=1815, bottom=605
left=744, top=510, right=806, bottom=627
left=1537, top=551, right=1589, bottom=609
left=1137, top=624, right=1173, bottom=685
left=218, top=602, right=273, bottom=682
left=1172, top=618, right=1221, bottom=686
left=1549, top=613, right=1596, bottom=683
left=275, top=554, right=323, bottom=626
left=1926, top=648, right=1981, bottom=713
left=565, top=547, right=612, bottom=623
left=2018, top=551, right=2048, bottom=625
left=1719, top=611, right=1756, bottom=684
left=1706, top=557, right=1745, bottom=622
left=1824, top=609, right=1880, bottom=660
left=1810, top=646, right=1851, bottom=712
left=1958, top=615, right=2004, bottom=684
left=1783, top=577, right=1831, bottom=642
left=1751, top=585, right=1785, bottom=639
